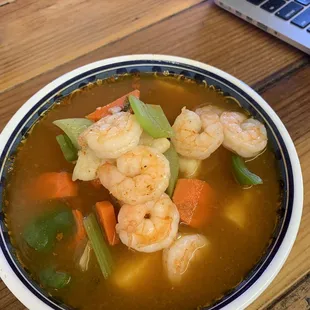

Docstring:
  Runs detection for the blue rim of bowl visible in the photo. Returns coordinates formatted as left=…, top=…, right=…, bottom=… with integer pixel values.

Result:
left=0, top=59, right=293, bottom=310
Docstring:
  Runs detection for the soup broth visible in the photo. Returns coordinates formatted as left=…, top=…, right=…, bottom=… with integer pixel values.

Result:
left=5, top=74, right=280, bottom=310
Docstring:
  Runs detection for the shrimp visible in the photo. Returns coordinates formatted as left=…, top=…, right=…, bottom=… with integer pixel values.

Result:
left=220, top=112, right=267, bottom=158
left=116, top=193, right=180, bottom=253
left=171, top=106, right=224, bottom=160
left=163, top=234, right=208, bottom=284
left=72, top=147, right=103, bottom=181
left=139, top=131, right=170, bottom=153
left=79, top=111, right=142, bottom=159
left=98, top=145, right=170, bottom=205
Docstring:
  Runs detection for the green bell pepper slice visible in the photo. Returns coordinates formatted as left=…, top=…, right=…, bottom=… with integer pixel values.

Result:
left=128, top=95, right=174, bottom=139
left=56, top=134, right=78, bottom=162
left=53, top=118, right=93, bottom=149
left=232, top=155, right=263, bottom=186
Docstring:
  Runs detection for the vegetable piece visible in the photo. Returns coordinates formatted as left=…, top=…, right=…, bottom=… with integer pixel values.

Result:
left=139, top=132, right=170, bottom=153
left=23, top=219, right=53, bottom=251
left=113, top=253, right=159, bottom=289
left=172, top=179, right=216, bottom=228
left=23, top=207, right=75, bottom=252
left=72, top=209, right=86, bottom=245
left=138, top=131, right=154, bottom=146
left=95, top=201, right=119, bottom=246
left=224, top=202, right=246, bottom=229
left=129, top=95, right=174, bottom=138
left=84, top=213, right=113, bottom=279
left=179, top=156, right=201, bottom=179
left=53, top=210, right=76, bottom=233
left=56, top=134, right=78, bottom=162
left=86, top=90, right=140, bottom=121
left=29, top=172, right=78, bottom=200
left=79, top=241, right=92, bottom=272
left=232, top=155, right=263, bottom=185
left=151, top=138, right=170, bottom=153
left=40, top=267, right=71, bottom=289
left=53, top=118, right=93, bottom=149
left=72, top=148, right=102, bottom=182
left=224, top=191, right=252, bottom=229
left=164, top=144, right=179, bottom=197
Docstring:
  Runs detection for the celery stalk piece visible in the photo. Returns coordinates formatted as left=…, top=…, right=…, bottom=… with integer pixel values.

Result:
left=83, top=213, right=113, bottom=279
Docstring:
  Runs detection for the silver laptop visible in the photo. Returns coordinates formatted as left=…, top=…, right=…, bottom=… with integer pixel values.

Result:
left=214, top=0, right=310, bottom=54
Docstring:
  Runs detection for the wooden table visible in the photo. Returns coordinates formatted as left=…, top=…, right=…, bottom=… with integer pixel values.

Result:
left=0, top=0, right=309, bottom=309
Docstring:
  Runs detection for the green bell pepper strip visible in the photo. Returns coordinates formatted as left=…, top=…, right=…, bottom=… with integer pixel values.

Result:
left=232, top=155, right=263, bottom=185
left=128, top=95, right=174, bottom=139
left=84, top=213, right=113, bottom=279
left=56, top=134, right=78, bottom=162
left=164, top=144, right=180, bottom=197
left=53, top=118, right=93, bottom=149
left=40, top=267, right=71, bottom=289
left=23, top=207, right=75, bottom=252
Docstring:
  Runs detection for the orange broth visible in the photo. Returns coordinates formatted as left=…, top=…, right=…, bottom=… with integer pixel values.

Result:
left=5, top=74, right=280, bottom=310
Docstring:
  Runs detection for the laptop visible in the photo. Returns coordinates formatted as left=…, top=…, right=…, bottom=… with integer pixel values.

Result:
left=214, top=0, right=310, bottom=54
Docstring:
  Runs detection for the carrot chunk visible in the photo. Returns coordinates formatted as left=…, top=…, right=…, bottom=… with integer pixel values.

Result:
left=172, top=179, right=216, bottom=228
left=72, top=209, right=86, bottom=244
left=86, top=90, right=140, bottom=121
left=30, top=172, right=78, bottom=200
left=95, top=201, right=119, bottom=245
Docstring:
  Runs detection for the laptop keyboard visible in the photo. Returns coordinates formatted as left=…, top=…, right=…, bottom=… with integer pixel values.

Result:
left=276, top=2, right=303, bottom=20
left=261, top=0, right=286, bottom=12
left=246, top=0, right=310, bottom=31
left=291, top=7, right=310, bottom=27
left=295, top=0, right=310, bottom=5
left=247, top=0, right=266, bottom=4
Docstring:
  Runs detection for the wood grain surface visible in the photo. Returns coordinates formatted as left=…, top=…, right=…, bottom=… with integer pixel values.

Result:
left=267, top=275, right=310, bottom=310
left=0, top=0, right=203, bottom=91
left=249, top=65, right=310, bottom=310
left=0, top=0, right=309, bottom=309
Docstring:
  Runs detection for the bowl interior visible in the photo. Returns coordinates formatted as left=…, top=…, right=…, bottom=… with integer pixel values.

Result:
left=0, top=59, right=293, bottom=310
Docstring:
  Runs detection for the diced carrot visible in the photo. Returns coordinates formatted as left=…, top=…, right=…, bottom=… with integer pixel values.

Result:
left=72, top=209, right=86, bottom=244
left=30, top=172, right=78, bottom=200
left=95, top=201, right=119, bottom=245
left=86, top=90, right=140, bottom=121
left=90, top=178, right=102, bottom=189
left=172, top=179, right=216, bottom=228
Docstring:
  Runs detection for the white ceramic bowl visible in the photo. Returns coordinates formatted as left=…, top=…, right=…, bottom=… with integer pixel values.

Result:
left=0, top=55, right=303, bottom=310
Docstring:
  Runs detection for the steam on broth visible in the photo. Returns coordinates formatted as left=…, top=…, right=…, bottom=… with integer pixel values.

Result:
left=4, top=74, right=280, bottom=310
